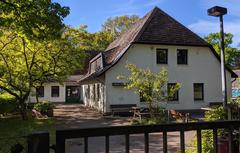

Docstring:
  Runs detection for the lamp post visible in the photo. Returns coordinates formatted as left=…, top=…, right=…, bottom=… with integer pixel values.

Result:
left=208, top=6, right=228, bottom=109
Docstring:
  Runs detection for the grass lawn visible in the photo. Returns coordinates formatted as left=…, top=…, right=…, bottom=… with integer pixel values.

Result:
left=0, top=116, right=56, bottom=153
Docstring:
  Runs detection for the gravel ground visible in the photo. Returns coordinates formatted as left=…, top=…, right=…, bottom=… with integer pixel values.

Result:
left=54, top=104, right=196, bottom=153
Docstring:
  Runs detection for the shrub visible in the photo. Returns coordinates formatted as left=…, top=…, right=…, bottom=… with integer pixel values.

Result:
left=33, top=101, right=55, bottom=113
left=0, top=93, right=17, bottom=115
left=186, top=106, right=226, bottom=153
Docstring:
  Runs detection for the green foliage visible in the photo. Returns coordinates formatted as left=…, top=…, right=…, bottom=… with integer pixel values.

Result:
left=33, top=101, right=55, bottom=112
left=0, top=29, right=85, bottom=119
left=205, top=106, right=226, bottom=121
left=102, top=15, right=140, bottom=38
left=118, top=64, right=181, bottom=117
left=0, top=93, right=17, bottom=115
left=65, top=26, right=114, bottom=51
left=64, top=15, right=140, bottom=51
left=0, top=0, right=70, bottom=40
left=0, top=117, right=55, bottom=152
left=186, top=106, right=226, bottom=153
left=201, top=106, right=226, bottom=153
left=204, top=33, right=240, bottom=69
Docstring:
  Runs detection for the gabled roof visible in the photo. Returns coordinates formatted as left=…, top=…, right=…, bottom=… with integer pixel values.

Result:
left=80, top=7, right=237, bottom=82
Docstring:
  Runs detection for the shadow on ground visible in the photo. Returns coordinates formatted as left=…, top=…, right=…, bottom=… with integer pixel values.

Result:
left=54, top=104, right=195, bottom=153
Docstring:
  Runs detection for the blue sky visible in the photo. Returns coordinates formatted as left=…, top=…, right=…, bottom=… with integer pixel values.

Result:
left=54, top=0, right=240, bottom=47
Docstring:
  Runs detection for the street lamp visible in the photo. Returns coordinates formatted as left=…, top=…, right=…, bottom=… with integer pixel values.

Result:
left=208, top=6, right=228, bottom=109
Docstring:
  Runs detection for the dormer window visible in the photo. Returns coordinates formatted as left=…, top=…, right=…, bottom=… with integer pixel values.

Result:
left=90, top=56, right=102, bottom=74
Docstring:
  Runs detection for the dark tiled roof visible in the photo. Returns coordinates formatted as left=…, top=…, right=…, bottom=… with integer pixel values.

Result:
left=104, top=7, right=209, bottom=65
left=134, top=8, right=209, bottom=46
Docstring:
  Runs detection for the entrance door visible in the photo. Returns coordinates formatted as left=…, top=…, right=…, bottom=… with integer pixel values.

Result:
left=65, top=86, right=81, bottom=103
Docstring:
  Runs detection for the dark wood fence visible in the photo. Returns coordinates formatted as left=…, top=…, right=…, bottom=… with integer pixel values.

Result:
left=52, top=120, right=240, bottom=153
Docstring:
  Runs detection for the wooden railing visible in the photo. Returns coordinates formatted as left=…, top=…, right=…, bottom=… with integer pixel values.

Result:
left=54, top=120, right=240, bottom=153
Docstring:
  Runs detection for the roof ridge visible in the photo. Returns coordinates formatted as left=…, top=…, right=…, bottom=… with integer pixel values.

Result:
left=156, top=7, right=208, bottom=45
left=133, top=7, right=159, bottom=42
left=105, top=8, right=155, bottom=51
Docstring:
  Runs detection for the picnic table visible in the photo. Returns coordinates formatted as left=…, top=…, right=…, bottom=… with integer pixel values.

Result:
left=131, top=107, right=150, bottom=120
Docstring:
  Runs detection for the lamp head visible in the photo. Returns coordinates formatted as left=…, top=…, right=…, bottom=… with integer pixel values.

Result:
left=208, top=6, right=227, bottom=17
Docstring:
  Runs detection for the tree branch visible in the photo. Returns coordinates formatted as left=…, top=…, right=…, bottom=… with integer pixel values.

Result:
left=0, top=84, right=20, bottom=99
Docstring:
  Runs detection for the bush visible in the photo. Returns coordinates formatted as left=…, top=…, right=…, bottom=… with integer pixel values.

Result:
left=186, top=106, right=226, bottom=153
left=33, top=101, right=55, bottom=112
left=0, top=93, right=17, bottom=115
left=205, top=106, right=225, bottom=121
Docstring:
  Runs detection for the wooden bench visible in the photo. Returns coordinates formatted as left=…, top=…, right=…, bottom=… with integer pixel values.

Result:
left=110, top=104, right=137, bottom=116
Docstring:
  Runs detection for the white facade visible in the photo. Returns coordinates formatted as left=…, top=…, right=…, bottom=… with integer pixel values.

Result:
left=29, top=75, right=83, bottom=103
left=29, top=82, right=66, bottom=103
left=82, top=44, right=233, bottom=112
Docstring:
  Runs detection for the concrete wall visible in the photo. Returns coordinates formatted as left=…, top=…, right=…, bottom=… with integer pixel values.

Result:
left=105, top=44, right=232, bottom=112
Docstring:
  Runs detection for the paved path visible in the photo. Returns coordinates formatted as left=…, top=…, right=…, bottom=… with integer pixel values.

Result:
left=54, top=104, right=195, bottom=153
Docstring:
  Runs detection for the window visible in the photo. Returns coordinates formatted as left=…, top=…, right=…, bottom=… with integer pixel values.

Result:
left=51, top=86, right=59, bottom=97
left=177, top=49, right=188, bottom=64
left=194, top=83, right=204, bottom=101
left=36, top=86, right=44, bottom=97
left=156, top=49, right=168, bottom=64
left=168, top=83, right=179, bottom=101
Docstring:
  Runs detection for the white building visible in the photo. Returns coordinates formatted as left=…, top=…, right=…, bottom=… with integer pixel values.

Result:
left=29, top=75, right=83, bottom=103
left=80, top=7, right=237, bottom=113
left=28, top=51, right=99, bottom=103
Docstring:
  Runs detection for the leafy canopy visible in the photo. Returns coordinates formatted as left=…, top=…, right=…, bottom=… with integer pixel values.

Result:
left=204, top=32, right=240, bottom=69
left=64, top=15, right=140, bottom=52
left=0, top=28, right=85, bottom=119
left=65, top=25, right=114, bottom=51
left=0, top=0, right=70, bottom=40
left=102, top=15, right=140, bottom=38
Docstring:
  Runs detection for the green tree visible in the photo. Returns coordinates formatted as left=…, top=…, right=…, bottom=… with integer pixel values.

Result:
left=204, top=33, right=240, bottom=69
left=0, top=29, right=85, bottom=120
left=65, top=15, right=140, bottom=52
left=0, top=0, right=70, bottom=40
left=117, top=64, right=181, bottom=117
left=66, top=25, right=114, bottom=51
left=101, top=15, right=140, bottom=38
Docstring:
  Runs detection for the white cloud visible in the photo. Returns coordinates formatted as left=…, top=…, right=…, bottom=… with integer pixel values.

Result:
left=188, top=20, right=240, bottom=48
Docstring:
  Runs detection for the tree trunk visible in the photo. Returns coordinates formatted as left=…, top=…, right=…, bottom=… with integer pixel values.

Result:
left=36, top=94, right=39, bottom=103
left=18, top=101, right=28, bottom=120
left=18, top=92, right=30, bottom=120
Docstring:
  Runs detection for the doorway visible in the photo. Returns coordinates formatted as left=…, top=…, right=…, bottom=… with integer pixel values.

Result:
left=65, top=86, right=82, bottom=103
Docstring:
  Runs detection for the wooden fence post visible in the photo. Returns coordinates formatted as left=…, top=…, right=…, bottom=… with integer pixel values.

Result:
left=27, top=131, right=49, bottom=153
